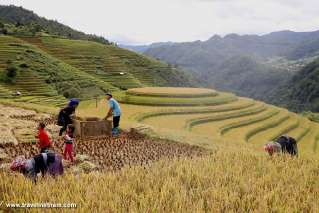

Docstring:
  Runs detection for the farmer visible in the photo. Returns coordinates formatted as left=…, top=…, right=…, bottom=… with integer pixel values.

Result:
left=264, top=135, right=298, bottom=156
left=35, top=122, right=52, bottom=153
left=10, top=152, right=64, bottom=183
left=58, top=99, right=80, bottom=136
left=104, top=92, right=121, bottom=136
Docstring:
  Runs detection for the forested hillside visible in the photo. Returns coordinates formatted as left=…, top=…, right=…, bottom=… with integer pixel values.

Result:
left=0, top=5, right=109, bottom=44
left=268, top=58, right=319, bottom=112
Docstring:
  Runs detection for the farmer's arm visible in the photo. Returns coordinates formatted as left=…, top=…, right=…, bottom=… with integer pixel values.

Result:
left=70, top=108, right=76, bottom=119
left=105, top=100, right=114, bottom=119
left=105, top=108, right=113, bottom=119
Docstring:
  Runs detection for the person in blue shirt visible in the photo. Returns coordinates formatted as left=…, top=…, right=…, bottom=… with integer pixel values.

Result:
left=105, top=93, right=121, bottom=136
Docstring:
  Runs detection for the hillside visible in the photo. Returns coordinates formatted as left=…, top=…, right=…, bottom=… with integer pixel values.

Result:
left=142, top=31, right=319, bottom=106
left=268, top=57, right=319, bottom=112
left=0, top=5, right=198, bottom=106
left=0, top=35, right=197, bottom=106
left=0, top=5, right=109, bottom=44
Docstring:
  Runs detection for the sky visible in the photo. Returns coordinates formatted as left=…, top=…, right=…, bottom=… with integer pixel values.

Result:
left=1, top=0, right=319, bottom=45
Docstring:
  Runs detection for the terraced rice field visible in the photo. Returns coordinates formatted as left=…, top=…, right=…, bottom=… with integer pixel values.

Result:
left=192, top=107, right=278, bottom=137
left=78, top=87, right=319, bottom=156
left=0, top=36, right=79, bottom=106
left=1, top=35, right=195, bottom=108
left=20, top=36, right=187, bottom=89
left=118, top=89, right=237, bottom=106
left=127, top=87, right=217, bottom=97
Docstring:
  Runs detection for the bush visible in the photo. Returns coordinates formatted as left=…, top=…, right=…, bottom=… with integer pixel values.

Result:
left=19, top=63, right=29, bottom=68
left=6, top=66, right=17, bottom=78
left=0, top=28, right=7, bottom=35
left=63, top=88, right=80, bottom=98
left=45, top=79, right=52, bottom=84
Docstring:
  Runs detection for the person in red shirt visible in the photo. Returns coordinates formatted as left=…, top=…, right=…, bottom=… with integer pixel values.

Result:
left=35, top=122, right=52, bottom=153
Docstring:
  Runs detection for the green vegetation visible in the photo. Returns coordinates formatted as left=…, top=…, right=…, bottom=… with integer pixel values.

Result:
left=0, top=5, right=111, bottom=44
left=0, top=35, right=197, bottom=106
left=0, top=35, right=115, bottom=106
left=0, top=5, right=197, bottom=107
left=269, top=57, right=319, bottom=112
left=20, top=36, right=197, bottom=90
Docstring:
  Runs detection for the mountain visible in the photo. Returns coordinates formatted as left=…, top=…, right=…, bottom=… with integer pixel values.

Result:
left=120, top=42, right=175, bottom=54
left=0, top=5, right=198, bottom=106
left=120, top=44, right=150, bottom=53
left=142, top=30, right=319, bottom=108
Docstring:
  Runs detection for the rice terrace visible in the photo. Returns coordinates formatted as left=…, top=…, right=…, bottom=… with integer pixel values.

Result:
left=0, top=3, right=319, bottom=213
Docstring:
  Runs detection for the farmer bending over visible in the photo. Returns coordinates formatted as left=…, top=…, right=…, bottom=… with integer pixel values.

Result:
left=105, top=92, right=121, bottom=136
left=264, top=135, right=298, bottom=156
left=10, top=152, right=64, bottom=183
left=58, top=99, right=80, bottom=136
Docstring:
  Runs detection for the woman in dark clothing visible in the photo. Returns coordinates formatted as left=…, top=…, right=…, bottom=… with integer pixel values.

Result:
left=58, top=99, right=80, bottom=136
left=264, top=135, right=298, bottom=156
left=10, top=152, right=64, bottom=183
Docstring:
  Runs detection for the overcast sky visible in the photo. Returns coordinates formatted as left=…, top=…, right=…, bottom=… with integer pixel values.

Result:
left=2, top=0, right=319, bottom=44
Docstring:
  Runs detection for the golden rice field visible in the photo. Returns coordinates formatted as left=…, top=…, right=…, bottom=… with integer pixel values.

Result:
left=126, top=87, right=217, bottom=97
left=77, top=87, right=319, bottom=156
left=1, top=150, right=318, bottom=212
left=2, top=87, right=319, bottom=212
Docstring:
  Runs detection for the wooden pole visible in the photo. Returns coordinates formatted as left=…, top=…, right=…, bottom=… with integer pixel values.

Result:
left=96, top=96, right=98, bottom=108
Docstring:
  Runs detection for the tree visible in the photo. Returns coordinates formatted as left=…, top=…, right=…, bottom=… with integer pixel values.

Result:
left=6, top=66, right=17, bottom=78
left=15, top=21, right=23, bottom=27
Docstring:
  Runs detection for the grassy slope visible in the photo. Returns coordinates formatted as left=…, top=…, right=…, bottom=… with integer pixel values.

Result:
left=20, top=36, right=197, bottom=90
left=0, top=35, right=198, bottom=107
left=0, top=35, right=115, bottom=106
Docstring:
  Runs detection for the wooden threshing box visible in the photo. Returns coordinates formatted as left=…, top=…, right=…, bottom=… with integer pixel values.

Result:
left=73, top=117, right=112, bottom=138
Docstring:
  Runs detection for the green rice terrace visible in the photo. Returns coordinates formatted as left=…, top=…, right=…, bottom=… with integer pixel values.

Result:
left=0, top=35, right=195, bottom=107
left=77, top=87, right=319, bottom=158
